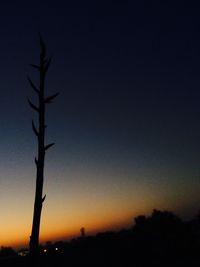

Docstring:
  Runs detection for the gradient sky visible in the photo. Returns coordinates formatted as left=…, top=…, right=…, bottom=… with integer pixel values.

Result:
left=0, top=0, right=200, bottom=249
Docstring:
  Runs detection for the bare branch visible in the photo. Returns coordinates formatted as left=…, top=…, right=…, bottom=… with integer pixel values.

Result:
left=27, top=76, right=39, bottom=94
left=45, top=143, right=55, bottom=151
left=34, top=157, right=38, bottom=166
left=42, top=194, right=46, bottom=203
left=45, top=92, right=59, bottom=104
left=30, top=64, right=40, bottom=70
left=28, top=98, right=39, bottom=112
left=32, top=120, right=39, bottom=137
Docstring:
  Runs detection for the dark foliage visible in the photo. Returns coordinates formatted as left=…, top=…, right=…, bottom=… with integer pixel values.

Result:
left=0, top=247, right=16, bottom=259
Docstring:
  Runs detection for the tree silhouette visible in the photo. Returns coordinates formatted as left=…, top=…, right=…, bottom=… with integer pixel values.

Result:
left=28, top=35, right=58, bottom=263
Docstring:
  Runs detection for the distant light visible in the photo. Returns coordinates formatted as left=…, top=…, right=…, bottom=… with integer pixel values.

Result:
left=55, top=247, right=58, bottom=251
left=18, top=250, right=29, bottom=257
left=43, top=249, right=47, bottom=253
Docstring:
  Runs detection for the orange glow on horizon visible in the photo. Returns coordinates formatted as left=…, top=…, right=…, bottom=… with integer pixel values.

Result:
left=0, top=204, right=151, bottom=250
left=1, top=168, right=199, bottom=250
left=1, top=200, right=159, bottom=250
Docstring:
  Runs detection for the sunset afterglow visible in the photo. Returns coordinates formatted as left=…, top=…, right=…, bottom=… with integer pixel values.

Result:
left=0, top=1, right=200, bottom=252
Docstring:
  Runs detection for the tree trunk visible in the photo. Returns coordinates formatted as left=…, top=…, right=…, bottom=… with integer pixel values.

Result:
left=28, top=36, right=58, bottom=264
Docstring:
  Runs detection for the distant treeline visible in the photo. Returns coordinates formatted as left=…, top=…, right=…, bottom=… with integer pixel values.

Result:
left=1, top=209, right=200, bottom=266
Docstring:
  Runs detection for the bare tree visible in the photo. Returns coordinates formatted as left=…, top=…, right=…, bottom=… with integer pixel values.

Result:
left=28, top=35, right=58, bottom=262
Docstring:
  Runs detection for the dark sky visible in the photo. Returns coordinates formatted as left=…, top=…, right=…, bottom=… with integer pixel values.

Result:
left=1, top=0, right=200, bottom=248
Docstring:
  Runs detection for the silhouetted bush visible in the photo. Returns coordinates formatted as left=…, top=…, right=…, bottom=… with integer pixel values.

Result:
left=0, top=246, right=16, bottom=258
